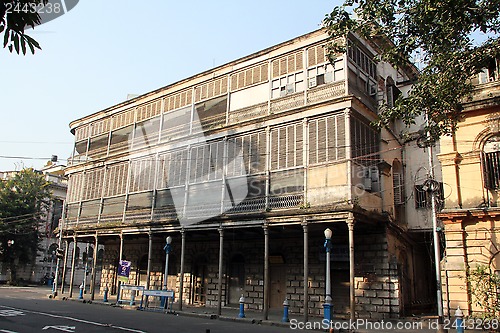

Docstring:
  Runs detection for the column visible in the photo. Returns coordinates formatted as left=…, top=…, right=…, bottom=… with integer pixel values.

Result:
left=60, top=239, right=69, bottom=294
left=217, top=228, right=224, bottom=315
left=302, top=220, right=309, bottom=322
left=347, top=217, right=355, bottom=320
left=263, top=224, right=269, bottom=320
left=90, top=234, right=98, bottom=300
left=69, top=235, right=77, bottom=298
left=116, top=233, right=124, bottom=302
left=146, top=231, right=153, bottom=290
left=179, top=230, right=186, bottom=311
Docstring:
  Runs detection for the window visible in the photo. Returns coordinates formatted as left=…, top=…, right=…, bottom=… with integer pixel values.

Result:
left=393, top=172, right=404, bottom=205
left=347, top=42, right=377, bottom=80
left=482, top=135, right=500, bottom=190
left=415, top=182, right=444, bottom=209
left=270, top=123, right=303, bottom=170
left=478, top=57, right=499, bottom=84
left=308, top=114, right=346, bottom=164
left=386, top=81, right=401, bottom=108
left=362, top=166, right=380, bottom=192
left=307, top=64, right=336, bottom=88
left=271, top=72, right=304, bottom=99
left=350, top=116, right=379, bottom=165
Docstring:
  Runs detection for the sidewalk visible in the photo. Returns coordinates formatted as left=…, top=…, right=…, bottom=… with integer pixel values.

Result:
left=51, top=288, right=483, bottom=333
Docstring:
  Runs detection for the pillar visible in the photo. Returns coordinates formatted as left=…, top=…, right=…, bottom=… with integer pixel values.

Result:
left=179, top=229, right=186, bottom=311
left=263, top=224, right=269, bottom=320
left=347, top=217, right=355, bottom=320
left=146, top=231, right=153, bottom=290
left=90, top=234, right=98, bottom=300
left=302, top=220, right=309, bottom=322
left=69, top=235, right=77, bottom=298
left=60, top=239, right=69, bottom=294
left=116, top=233, right=123, bottom=302
left=217, top=228, right=224, bottom=315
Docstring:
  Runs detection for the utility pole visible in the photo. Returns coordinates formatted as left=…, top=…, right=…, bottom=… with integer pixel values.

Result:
left=419, top=119, right=445, bottom=333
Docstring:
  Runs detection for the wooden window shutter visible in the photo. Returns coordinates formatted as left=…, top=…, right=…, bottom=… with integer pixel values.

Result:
left=393, top=172, right=404, bottom=205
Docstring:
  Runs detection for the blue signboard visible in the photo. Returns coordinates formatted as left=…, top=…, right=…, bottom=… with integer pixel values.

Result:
left=118, top=260, right=131, bottom=283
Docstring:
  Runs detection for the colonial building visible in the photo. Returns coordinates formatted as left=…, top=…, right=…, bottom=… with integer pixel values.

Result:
left=438, top=56, right=500, bottom=316
left=0, top=163, right=67, bottom=283
left=61, top=29, right=431, bottom=319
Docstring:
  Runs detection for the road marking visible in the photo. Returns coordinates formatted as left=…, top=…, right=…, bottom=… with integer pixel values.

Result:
left=0, top=306, right=145, bottom=333
left=0, top=329, right=19, bottom=333
left=0, top=310, right=24, bottom=317
left=42, top=326, right=75, bottom=332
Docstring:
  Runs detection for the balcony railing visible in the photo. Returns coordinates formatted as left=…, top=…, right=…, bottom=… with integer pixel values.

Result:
left=270, top=92, right=305, bottom=114
left=224, top=196, right=266, bottom=214
left=228, top=102, right=268, bottom=125
left=307, top=81, right=346, bottom=104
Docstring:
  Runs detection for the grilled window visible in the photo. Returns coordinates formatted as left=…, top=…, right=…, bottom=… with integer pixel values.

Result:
left=482, top=136, right=500, bottom=190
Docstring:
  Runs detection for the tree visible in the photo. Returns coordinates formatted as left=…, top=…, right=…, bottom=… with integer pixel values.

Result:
left=0, top=168, right=52, bottom=284
left=0, top=0, right=48, bottom=54
left=323, top=0, right=500, bottom=141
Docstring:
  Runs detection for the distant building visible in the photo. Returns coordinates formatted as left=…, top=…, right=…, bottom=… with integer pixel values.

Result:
left=438, top=56, right=500, bottom=316
left=63, top=29, right=435, bottom=318
left=0, top=163, right=67, bottom=284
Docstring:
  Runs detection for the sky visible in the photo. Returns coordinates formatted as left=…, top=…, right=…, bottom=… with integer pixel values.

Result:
left=0, top=0, right=339, bottom=171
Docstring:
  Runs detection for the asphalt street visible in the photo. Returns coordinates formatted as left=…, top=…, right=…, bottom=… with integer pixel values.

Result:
left=0, top=286, right=292, bottom=333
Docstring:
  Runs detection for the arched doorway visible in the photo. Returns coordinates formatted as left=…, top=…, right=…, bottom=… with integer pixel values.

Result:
left=227, top=254, right=245, bottom=305
left=191, top=254, right=208, bottom=305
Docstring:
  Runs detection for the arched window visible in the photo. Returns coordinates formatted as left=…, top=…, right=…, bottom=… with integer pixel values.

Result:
left=386, top=76, right=401, bottom=108
left=482, top=135, right=500, bottom=190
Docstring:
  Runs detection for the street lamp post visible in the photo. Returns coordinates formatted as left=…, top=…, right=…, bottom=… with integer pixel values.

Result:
left=323, top=228, right=333, bottom=322
left=163, top=236, right=172, bottom=290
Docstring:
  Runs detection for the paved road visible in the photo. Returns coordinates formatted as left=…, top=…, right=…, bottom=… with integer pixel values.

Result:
left=0, top=287, right=292, bottom=333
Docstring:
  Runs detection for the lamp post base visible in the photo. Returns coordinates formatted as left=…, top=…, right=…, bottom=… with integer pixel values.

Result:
left=323, top=302, right=332, bottom=322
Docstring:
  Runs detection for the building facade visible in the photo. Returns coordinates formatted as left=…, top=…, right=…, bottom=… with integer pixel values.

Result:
left=438, top=57, right=500, bottom=316
left=0, top=164, right=67, bottom=283
left=62, top=29, right=431, bottom=319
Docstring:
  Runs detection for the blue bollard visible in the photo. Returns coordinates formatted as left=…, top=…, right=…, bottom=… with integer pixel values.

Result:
left=103, top=286, right=108, bottom=302
left=455, top=306, right=464, bottom=333
left=238, top=295, right=245, bottom=318
left=78, top=283, right=84, bottom=300
left=323, top=295, right=332, bottom=323
left=282, top=298, right=290, bottom=322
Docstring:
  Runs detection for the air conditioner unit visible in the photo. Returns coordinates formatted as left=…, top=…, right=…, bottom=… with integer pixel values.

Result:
left=362, top=167, right=372, bottom=191
left=363, top=177, right=372, bottom=191
left=308, top=77, right=317, bottom=88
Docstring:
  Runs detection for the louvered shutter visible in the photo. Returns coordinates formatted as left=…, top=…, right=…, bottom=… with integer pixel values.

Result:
left=393, top=172, right=404, bottom=205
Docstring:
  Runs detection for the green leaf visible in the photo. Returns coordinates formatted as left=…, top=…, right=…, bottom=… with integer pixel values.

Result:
left=3, top=28, right=9, bottom=48
left=21, top=37, right=26, bottom=55
left=24, top=34, right=41, bottom=51
left=13, top=36, right=19, bottom=54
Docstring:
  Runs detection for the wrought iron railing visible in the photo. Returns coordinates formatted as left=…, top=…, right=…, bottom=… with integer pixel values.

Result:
left=269, top=193, right=304, bottom=209
left=224, top=196, right=267, bottom=214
